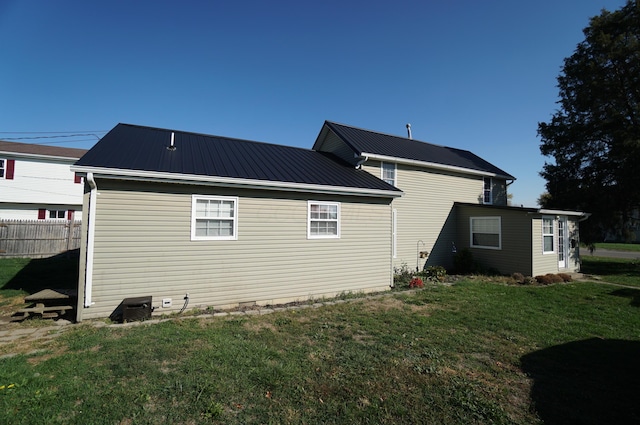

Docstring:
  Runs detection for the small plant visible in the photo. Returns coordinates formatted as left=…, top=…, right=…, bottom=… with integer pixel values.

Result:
left=394, top=262, right=414, bottom=288
left=409, top=277, right=424, bottom=288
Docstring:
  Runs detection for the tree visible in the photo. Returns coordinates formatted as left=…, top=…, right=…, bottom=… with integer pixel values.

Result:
left=538, top=0, right=640, bottom=243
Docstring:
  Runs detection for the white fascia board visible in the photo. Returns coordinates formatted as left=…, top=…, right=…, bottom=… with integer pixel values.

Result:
left=538, top=209, right=591, bottom=218
left=0, top=151, right=80, bottom=162
left=71, top=166, right=404, bottom=198
left=362, top=153, right=516, bottom=181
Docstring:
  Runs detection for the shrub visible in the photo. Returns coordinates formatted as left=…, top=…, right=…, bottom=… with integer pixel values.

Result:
left=535, top=275, right=553, bottom=285
left=546, top=273, right=564, bottom=283
left=524, top=276, right=537, bottom=285
left=393, top=262, right=413, bottom=288
left=453, top=248, right=476, bottom=274
left=557, top=273, right=573, bottom=282
left=423, top=265, right=447, bottom=282
left=511, top=272, right=525, bottom=284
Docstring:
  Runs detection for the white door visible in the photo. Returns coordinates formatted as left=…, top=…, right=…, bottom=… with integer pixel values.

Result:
left=558, top=218, right=568, bottom=269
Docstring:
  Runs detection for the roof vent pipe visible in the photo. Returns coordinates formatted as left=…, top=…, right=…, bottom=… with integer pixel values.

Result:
left=406, top=123, right=412, bottom=140
left=167, top=132, right=176, bottom=151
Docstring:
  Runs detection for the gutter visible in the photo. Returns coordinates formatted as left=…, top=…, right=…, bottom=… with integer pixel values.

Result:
left=361, top=152, right=516, bottom=181
left=84, top=172, right=97, bottom=308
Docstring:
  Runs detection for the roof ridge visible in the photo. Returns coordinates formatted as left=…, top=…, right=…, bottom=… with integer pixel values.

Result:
left=117, top=123, right=315, bottom=153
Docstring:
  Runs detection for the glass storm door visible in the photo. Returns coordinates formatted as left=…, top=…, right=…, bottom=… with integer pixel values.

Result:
left=558, top=218, right=567, bottom=268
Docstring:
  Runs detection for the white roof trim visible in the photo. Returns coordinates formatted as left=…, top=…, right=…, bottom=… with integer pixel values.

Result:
left=362, top=152, right=515, bottom=180
left=71, top=165, right=403, bottom=198
left=538, top=209, right=591, bottom=218
left=0, top=151, right=81, bottom=162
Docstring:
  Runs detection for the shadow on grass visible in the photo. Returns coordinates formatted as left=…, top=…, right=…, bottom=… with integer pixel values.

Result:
left=581, top=257, right=640, bottom=279
left=610, top=288, right=640, bottom=307
left=2, top=249, right=79, bottom=295
left=521, top=338, right=640, bottom=424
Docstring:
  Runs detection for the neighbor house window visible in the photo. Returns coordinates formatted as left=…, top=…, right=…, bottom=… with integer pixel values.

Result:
left=0, top=159, right=14, bottom=179
left=191, top=195, right=238, bottom=240
left=381, top=162, right=396, bottom=186
left=308, top=201, right=340, bottom=239
left=470, top=216, right=501, bottom=249
left=49, top=210, right=66, bottom=219
left=483, top=177, right=492, bottom=204
left=543, top=217, right=555, bottom=253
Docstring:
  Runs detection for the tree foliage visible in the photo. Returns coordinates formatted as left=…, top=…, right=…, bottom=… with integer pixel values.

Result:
left=538, top=0, right=640, bottom=242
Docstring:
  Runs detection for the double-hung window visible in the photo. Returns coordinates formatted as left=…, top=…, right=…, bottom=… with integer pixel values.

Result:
left=483, top=177, right=492, bottom=204
left=470, top=217, right=501, bottom=249
left=191, top=195, right=238, bottom=240
left=308, top=201, right=340, bottom=239
left=381, top=162, right=396, bottom=186
left=0, top=159, right=5, bottom=178
left=542, top=217, right=555, bottom=253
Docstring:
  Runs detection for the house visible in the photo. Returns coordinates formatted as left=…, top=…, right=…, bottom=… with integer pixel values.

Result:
left=71, top=122, right=588, bottom=321
left=71, top=124, right=401, bottom=321
left=0, top=141, right=88, bottom=221
left=313, top=122, right=589, bottom=276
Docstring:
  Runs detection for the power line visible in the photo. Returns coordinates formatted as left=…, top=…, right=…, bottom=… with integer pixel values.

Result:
left=3, top=133, right=104, bottom=140
left=0, top=130, right=108, bottom=134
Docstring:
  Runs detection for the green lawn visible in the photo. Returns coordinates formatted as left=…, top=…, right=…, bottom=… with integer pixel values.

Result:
left=591, top=242, right=640, bottom=252
left=581, top=256, right=640, bottom=287
left=2, top=280, right=639, bottom=424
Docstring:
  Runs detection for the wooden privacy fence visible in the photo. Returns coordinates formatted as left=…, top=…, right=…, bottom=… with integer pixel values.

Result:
left=0, top=220, right=82, bottom=258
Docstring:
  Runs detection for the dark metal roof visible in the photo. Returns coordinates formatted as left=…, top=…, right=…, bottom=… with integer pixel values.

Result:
left=74, top=123, right=401, bottom=194
left=0, top=140, right=87, bottom=159
left=322, top=121, right=515, bottom=179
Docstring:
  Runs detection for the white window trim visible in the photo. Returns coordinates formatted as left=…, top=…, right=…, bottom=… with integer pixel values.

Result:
left=470, top=216, right=502, bottom=250
left=307, top=201, right=341, bottom=239
left=381, top=162, right=397, bottom=187
left=191, top=195, right=238, bottom=241
left=483, top=177, right=492, bottom=204
left=542, top=216, right=555, bottom=254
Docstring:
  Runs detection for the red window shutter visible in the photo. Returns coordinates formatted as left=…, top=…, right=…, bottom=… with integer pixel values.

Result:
left=6, top=159, right=15, bottom=179
left=67, top=210, right=75, bottom=220
left=74, top=173, right=82, bottom=184
left=38, top=209, right=46, bottom=220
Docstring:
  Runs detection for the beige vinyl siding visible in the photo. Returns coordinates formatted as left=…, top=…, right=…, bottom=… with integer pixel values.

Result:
left=567, top=218, right=581, bottom=272
left=531, top=216, right=559, bottom=276
left=80, top=180, right=392, bottom=320
left=455, top=205, right=533, bottom=275
left=363, top=161, right=482, bottom=271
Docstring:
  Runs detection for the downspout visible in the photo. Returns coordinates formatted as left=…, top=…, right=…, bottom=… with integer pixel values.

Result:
left=84, top=172, right=97, bottom=308
left=355, top=155, right=369, bottom=169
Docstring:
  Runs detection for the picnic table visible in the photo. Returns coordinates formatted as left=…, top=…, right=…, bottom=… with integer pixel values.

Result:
left=15, top=289, right=77, bottom=320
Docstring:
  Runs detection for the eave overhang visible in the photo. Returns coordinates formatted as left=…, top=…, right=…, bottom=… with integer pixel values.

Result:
left=71, top=165, right=404, bottom=199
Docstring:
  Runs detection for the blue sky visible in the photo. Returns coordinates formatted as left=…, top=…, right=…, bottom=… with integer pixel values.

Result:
left=0, top=0, right=628, bottom=207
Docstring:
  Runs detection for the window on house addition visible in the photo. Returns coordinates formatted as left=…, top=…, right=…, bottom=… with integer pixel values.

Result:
left=308, top=201, right=340, bottom=239
left=483, top=177, right=492, bottom=204
left=381, top=162, right=396, bottom=186
left=191, top=195, right=238, bottom=240
left=470, top=216, right=501, bottom=249
left=49, top=210, right=66, bottom=219
left=0, top=159, right=13, bottom=179
left=0, top=159, right=4, bottom=178
left=543, top=217, right=555, bottom=253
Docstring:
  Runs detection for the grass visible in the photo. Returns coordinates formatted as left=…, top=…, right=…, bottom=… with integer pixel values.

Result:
left=1, top=256, right=639, bottom=423
left=581, top=256, right=640, bottom=287
left=1, top=280, right=640, bottom=424
left=591, top=242, right=640, bottom=252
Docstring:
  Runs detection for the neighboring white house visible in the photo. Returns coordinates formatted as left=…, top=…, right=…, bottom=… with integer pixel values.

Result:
left=0, top=141, right=88, bottom=220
